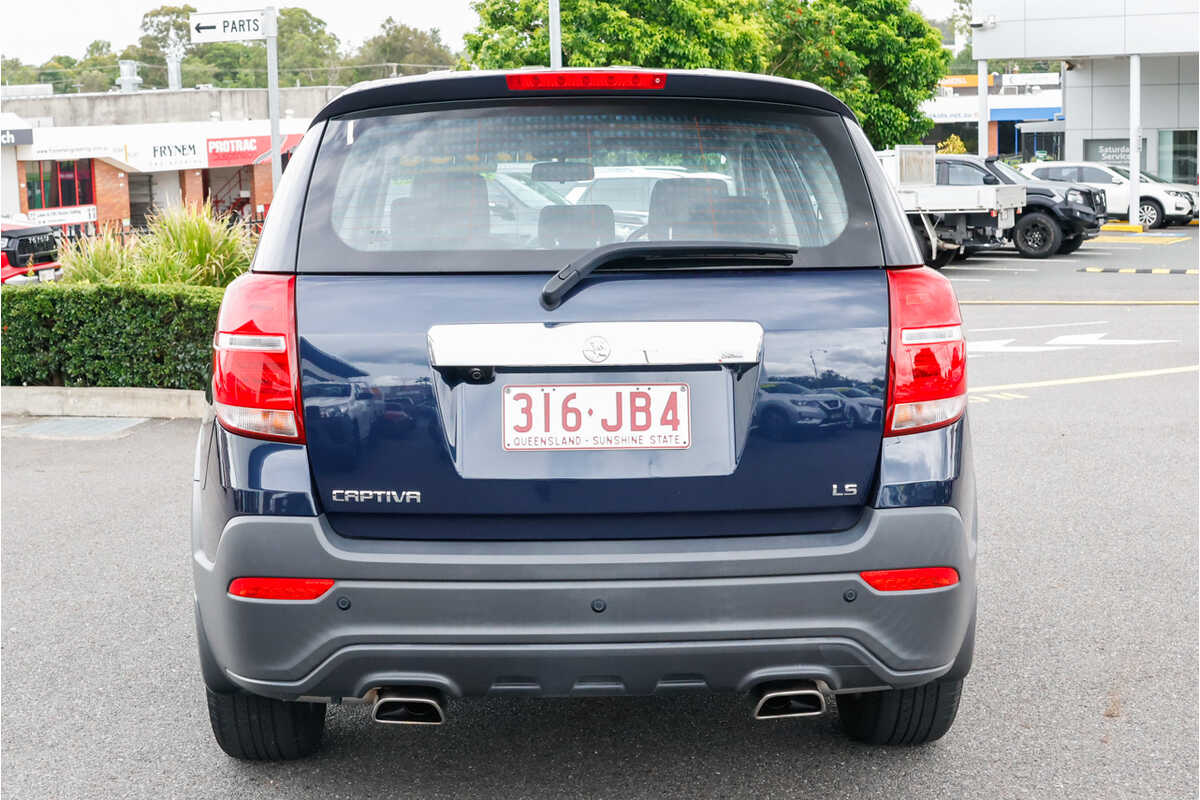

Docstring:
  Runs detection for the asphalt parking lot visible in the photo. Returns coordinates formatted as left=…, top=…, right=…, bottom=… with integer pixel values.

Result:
left=2, top=228, right=1197, bottom=799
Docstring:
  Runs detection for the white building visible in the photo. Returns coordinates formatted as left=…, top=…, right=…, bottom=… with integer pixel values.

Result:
left=972, top=1, right=1199, bottom=217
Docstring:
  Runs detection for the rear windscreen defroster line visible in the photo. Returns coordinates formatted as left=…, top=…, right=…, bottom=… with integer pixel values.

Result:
left=296, top=100, right=884, bottom=273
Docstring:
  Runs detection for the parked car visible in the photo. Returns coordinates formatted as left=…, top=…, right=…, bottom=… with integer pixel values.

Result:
left=1019, top=160, right=1193, bottom=228
left=1135, top=169, right=1199, bottom=224
left=833, top=386, right=885, bottom=428
left=1, top=221, right=60, bottom=284
left=754, top=382, right=850, bottom=437
left=936, top=155, right=1105, bottom=257
left=876, top=146, right=1024, bottom=268
left=195, top=68, right=976, bottom=760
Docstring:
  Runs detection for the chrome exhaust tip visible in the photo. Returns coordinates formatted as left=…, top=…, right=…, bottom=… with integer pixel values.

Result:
left=372, top=687, right=446, bottom=726
left=752, top=681, right=827, bottom=720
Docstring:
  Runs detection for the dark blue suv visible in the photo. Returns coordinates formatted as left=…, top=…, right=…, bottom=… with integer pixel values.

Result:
left=193, top=68, right=976, bottom=759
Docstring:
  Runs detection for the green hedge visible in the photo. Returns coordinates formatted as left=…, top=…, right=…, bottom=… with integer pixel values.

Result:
left=2, top=283, right=224, bottom=390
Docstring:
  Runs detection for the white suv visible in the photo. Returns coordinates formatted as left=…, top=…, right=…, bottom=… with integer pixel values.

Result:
left=1019, top=161, right=1194, bottom=228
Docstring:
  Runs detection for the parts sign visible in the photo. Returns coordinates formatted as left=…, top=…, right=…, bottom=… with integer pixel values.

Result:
left=189, top=10, right=266, bottom=43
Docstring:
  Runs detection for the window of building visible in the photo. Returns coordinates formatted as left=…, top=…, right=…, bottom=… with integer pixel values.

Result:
left=1157, top=130, right=1198, bottom=184
left=24, top=159, right=94, bottom=210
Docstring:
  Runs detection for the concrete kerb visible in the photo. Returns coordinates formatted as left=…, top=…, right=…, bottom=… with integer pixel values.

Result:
left=1, top=386, right=207, bottom=419
left=1100, top=221, right=1144, bottom=233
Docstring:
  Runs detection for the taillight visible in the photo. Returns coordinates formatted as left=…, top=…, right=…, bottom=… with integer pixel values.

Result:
left=212, top=273, right=304, bottom=442
left=0, top=252, right=8, bottom=268
left=860, top=567, right=959, bottom=592
left=505, top=71, right=667, bottom=91
left=885, top=267, right=967, bottom=436
left=228, top=577, right=334, bottom=600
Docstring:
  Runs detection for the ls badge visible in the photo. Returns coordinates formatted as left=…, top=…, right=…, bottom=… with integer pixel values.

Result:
left=831, top=483, right=858, bottom=497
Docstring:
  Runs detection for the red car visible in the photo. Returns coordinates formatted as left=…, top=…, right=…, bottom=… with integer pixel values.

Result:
left=1, top=221, right=61, bottom=284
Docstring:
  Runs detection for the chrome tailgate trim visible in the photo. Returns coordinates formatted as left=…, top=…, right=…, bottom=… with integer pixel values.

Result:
left=427, top=321, right=764, bottom=367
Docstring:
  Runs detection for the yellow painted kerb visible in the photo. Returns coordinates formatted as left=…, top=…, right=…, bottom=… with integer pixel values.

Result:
left=1100, top=222, right=1144, bottom=233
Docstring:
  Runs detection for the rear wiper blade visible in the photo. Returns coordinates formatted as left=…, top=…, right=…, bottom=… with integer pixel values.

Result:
left=539, top=241, right=800, bottom=310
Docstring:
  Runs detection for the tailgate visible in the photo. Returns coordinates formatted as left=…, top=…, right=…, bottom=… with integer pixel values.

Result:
left=297, top=268, right=888, bottom=539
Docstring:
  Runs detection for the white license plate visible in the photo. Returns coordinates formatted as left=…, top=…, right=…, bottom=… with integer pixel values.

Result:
left=37, top=268, right=56, bottom=282
left=503, top=383, right=691, bottom=451
left=999, top=208, right=1015, bottom=229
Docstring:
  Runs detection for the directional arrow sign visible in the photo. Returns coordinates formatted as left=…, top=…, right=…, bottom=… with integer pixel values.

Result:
left=189, top=10, right=265, bottom=43
left=967, top=338, right=1083, bottom=354
left=1044, top=332, right=1176, bottom=347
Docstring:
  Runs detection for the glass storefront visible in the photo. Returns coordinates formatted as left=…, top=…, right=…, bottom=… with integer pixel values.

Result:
left=1157, top=130, right=1198, bottom=184
left=23, top=160, right=94, bottom=210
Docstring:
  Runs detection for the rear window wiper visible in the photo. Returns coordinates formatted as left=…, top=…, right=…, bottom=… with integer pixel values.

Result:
left=539, top=241, right=800, bottom=310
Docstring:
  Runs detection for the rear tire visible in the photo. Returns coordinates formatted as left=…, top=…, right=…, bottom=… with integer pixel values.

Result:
left=837, top=677, right=963, bottom=746
left=206, top=688, right=326, bottom=761
left=1013, top=211, right=1062, bottom=258
left=1056, top=234, right=1084, bottom=255
left=929, top=247, right=956, bottom=269
left=1138, top=199, right=1164, bottom=229
left=760, top=407, right=790, bottom=439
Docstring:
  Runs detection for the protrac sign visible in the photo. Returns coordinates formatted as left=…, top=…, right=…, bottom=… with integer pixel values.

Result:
left=206, top=134, right=303, bottom=168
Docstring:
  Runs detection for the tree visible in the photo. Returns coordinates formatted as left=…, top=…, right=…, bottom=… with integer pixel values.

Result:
left=37, top=56, right=79, bottom=91
left=1, top=57, right=40, bottom=86
left=140, top=4, right=197, bottom=51
left=937, top=133, right=967, bottom=154
left=353, top=17, right=455, bottom=81
left=464, top=0, right=771, bottom=73
left=766, top=0, right=949, bottom=147
left=277, top=8, right=342, bottom=84
left=70, top=41, right=120, bottom=92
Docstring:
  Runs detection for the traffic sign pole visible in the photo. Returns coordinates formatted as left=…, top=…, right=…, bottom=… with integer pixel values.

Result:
left=549, top=0, right=562, bottom=68
left=265, top=6, right=281, bottom=194
left=189, top=8, right=280, bottom=196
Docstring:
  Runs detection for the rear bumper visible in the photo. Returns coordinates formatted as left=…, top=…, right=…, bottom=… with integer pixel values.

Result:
left=195, top=505, right=977, bottom=701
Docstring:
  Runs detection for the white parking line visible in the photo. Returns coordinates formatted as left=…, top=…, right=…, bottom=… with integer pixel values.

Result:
left=971, top=257, right=1080, bottom=265
left=970, top=320, right=1108, bottom=333
left=949, top=277, right=991, bottom=282
left=945, top=265, right=1039, bottom=272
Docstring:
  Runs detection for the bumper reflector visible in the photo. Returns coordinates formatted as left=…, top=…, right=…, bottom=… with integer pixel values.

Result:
left=860, top=567, right=959, bottom=592
left=228, top=577, right=335, bottom=600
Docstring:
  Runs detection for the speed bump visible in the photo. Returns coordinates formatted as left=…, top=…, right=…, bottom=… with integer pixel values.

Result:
left=1078, top=267, right=1198, bottom=275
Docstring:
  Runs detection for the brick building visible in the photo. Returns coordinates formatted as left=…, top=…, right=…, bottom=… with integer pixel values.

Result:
left=1, top=85, right=343, bottom=235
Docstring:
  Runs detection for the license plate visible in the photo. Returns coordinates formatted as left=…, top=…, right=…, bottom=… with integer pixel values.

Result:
left=37, top=268, right=55, bottom=282
left=503, top=383, right=691, bottom=451
left=999, top=208, right=1015, bottom=229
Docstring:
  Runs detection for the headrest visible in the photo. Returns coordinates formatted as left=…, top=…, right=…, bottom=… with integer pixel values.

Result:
left=394, top=172, right=489, bottom=246
left=538, top=204, right=616, bottom=249
left=647, top=178, right=730, bottom=239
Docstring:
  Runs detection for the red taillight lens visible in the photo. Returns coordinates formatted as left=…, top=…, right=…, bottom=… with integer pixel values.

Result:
left=885, top=268, right=967, bottom=436
left=860, top=567, right=959, bottom=592
left=505, top=71, right=667, bottom=91
left=0, top=252, right=8, bottom=268
left=228, top=577, right=334, bottom=600
left=212, top=273, right=304, bottom=442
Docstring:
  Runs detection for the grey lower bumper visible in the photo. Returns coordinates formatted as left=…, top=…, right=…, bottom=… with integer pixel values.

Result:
left=195, top=506, right=976, bottom=700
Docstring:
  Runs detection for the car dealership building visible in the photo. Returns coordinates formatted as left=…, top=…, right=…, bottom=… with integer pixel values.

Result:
left=972, top=1, right=1198, bottom=187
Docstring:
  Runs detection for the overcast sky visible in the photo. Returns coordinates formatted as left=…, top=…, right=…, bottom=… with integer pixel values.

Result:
left=1, top=0, right=957, bottom=66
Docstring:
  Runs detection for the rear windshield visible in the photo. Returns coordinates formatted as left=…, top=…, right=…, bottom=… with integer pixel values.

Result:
left=298, top=100, right=882, bottom=271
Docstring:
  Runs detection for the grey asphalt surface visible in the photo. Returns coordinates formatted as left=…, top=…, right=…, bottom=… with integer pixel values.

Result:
left=2, top=228, right=1197, bottom=799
